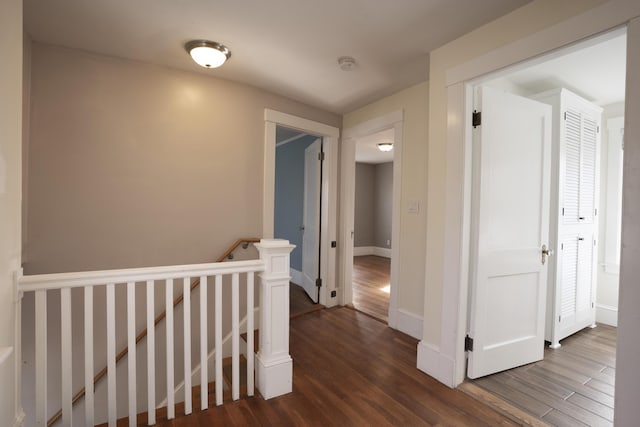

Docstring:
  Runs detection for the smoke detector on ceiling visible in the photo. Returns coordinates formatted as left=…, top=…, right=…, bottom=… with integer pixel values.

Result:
left=338, top=56, right=357, bottom=71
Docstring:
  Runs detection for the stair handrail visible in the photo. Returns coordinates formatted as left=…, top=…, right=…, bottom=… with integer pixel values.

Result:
left=46, top=237, right=261, bottom=427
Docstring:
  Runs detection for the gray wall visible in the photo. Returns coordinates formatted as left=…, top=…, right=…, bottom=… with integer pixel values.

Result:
left=354, top=162, right=393, bottom=249
left=274, top=135, right=316, bottom=271
left=24, top=42, right=341, bottom=274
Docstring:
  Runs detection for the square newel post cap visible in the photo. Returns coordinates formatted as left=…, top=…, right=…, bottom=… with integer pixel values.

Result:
left=254, top=239, right=296, bottom=252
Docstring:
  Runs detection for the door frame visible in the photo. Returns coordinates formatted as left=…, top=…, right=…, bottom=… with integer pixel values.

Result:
left=424, top=2, right=640, bottom=389
left=341, top=111, right=403, bottom=326
left=263, top=110, right=340, bottom=307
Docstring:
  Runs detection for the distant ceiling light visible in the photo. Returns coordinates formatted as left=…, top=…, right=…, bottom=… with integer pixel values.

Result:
left=377, top=142, right=393, bottom=152
left=185, top=40, right=231, bottom=68
left=338, top=56, right=356, bottom=71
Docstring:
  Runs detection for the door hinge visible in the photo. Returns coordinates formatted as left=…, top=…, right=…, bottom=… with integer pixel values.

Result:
left=315, top=278, right=322, bottom=288
left=465, top=335, right=474, bottom=352
left=562, top=207, right=565, bottom=216
left=559, top=315, right=562, bottom=322
left=597, top=125, right=600, bottom=133
left=592, top=302, right=595, bottom=308
left=472, top=110, right=482, bottom=128
left=595, top=208, right=598, bottom=216
left=318, top=152, right=325, bottom=161
left=564, top=111, right=567, bottom=120
left=561, top=243, right=564, bottom=250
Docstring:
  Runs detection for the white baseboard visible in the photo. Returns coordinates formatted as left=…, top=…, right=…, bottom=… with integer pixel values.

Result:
left=596, top=303, right=618, bottom=327
left=395, top=309, right=423, bottom=339
left=353, top=246, right=391, bottom=258
left=416, top=341, right=457, bottom=388
left=290, top=268, right=303, bottom=286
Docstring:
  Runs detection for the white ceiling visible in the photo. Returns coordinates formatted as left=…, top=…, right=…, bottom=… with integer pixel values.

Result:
left=24, top=0, right=530, bottom=114
left=492, top=32, right=627, bottom=106
left=356, top=129, right=394, bottom=164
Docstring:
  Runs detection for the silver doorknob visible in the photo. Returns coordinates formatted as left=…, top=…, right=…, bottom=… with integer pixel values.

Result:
left=541, top=244, right=554, bottom=265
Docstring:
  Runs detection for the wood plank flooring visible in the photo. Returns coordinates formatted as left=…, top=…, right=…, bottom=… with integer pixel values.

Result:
left=290, top=282, right=324, bottom=318
left=352, top=255, right=390, bottom=322
left=152, top=307, right=516, bottom=426
left=471, top=324, right=617, bottom=427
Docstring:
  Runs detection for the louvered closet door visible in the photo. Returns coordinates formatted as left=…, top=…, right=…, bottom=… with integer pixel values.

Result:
left=579, top=117, right=598, bottom=224
left=563, top=109, right=581, bottom=225
left=575, top=231, right=595, bottom=325
left=559, top=234, right=578, bottom=329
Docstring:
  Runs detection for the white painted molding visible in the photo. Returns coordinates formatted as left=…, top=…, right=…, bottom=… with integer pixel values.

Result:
left=342, top=110, right=403, bottom=139
left=596, top=303, right=618, bottom=327
left=353, top=246, right=392, bottom=258
left=395, top=309, right=423, bottom=339
left=13, top=410, right=25, bottom=427
left=416, top=341, right=456, bottom=387
left=264, top=109, right=340, bottom=138
left=289, top=268, right=303, bottom=285
left=602, top=262, right=620, bottom=275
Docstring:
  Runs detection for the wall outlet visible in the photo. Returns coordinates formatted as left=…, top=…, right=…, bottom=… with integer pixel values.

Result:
left=331, top=290, right=337, bottom=298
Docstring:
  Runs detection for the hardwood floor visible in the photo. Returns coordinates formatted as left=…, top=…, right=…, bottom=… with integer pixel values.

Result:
left=470, top=324, right=617, bottom=427
left=152, top=307, right=516, bottom=426
left=290, top=282, right=324, bottom=318
left=352, top=255, right=390, bottom=322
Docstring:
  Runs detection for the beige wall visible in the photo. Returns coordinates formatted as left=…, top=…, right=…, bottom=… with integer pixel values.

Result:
left=423, top=0, right=607, bottom=346
left=0, top=0, right=23, bottom=425
left=344, top=81, right=429, bottom=317
left=25, top=43, right=341, bottom=274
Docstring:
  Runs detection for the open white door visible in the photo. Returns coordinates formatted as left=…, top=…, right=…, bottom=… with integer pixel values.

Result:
left=302, top=139, right=321, bottom=302
left=467, top=86, right=552, bottom=379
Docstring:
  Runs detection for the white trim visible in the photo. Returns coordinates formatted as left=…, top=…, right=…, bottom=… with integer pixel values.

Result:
left=13, top=411, right=25, bottom=427
left=289, top=268, right=303, bottom=285
left=596, top=303, right=619, bottom=327
left=431, top=2, right=640, bottom=389
left=276, top=133, right=308, bottom=148
left=396, top=309, right=423, bottom=339
left=602, top=262, right=621, bottom=275
left=265, top=110, right=339, bottom=138
left=341, top=111, right=403, bottom=328
left=353, top=246, right=392, bottom=258
left=416, top=341, right=456, bottom=387
left=264, top=110, right=340, bottom=307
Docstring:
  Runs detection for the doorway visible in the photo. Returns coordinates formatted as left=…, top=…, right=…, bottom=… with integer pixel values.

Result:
left=273, top=126, right=322, bottom=304
left=351, top=129, right=394, bottom=321
left=341, top=112, right=403, bottom=326
left=463, top=29, right=626, bottom=425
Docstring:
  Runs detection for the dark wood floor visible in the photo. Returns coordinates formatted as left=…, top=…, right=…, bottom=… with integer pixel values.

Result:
left=470, top=324, right=616, bottom=427
left=290, top=282, right=324, bottom=318
left=352, top=255, right=390, bottom=322
left=152, top=307, right=516, bottom=426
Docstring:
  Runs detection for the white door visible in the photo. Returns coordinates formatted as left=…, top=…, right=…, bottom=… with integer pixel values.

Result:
left=467, top=86, right=552, bottom=379
left=302, top=139, right=321, bottom=302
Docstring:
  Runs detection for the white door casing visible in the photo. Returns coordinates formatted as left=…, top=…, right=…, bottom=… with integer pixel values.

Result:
left=467, top=86, right=552, bottom=379
left=302, top=139, right=321, bottom=302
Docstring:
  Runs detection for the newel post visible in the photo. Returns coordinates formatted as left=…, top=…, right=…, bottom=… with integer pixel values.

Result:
left=254, top=239, right=295, bottom=399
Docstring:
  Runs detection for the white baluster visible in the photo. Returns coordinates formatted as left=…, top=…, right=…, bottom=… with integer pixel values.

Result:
left=146, top=280, right=156, bottom=425
left=199, top=276, right=208, bottom=411
left=214, top=275, right=222, bottom=406
left=35, top=290, right=47, bottom=426
left=61, top=288, right=72, bottom=426
left=232, top=272, right=239, bottom=401
left=183, top=277, right=192, bottom=414
left=246, top=272, right=255, bottom=397
left=84, top=287, right=94, bottom=427
left=106, top=283, right=117, bottom=427
left=127, top=282, right=137, bottom=427
left=165, top=279, right=175, bottom=419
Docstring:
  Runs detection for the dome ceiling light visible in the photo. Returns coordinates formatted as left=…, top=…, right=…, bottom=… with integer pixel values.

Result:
left=377, top=142, right=393, bottom=152
left=185, top=40, right=231, bottom=68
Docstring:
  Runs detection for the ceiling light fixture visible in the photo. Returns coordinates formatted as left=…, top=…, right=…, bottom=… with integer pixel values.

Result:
left=185, top=40, right=231, bottom=68
left=377, top=142, right=393, bottom=152
left=338, top=56, right=356, bottom=71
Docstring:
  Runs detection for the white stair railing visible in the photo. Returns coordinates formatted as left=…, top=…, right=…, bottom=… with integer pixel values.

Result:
left=19, top=239, right=294, bottom=427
